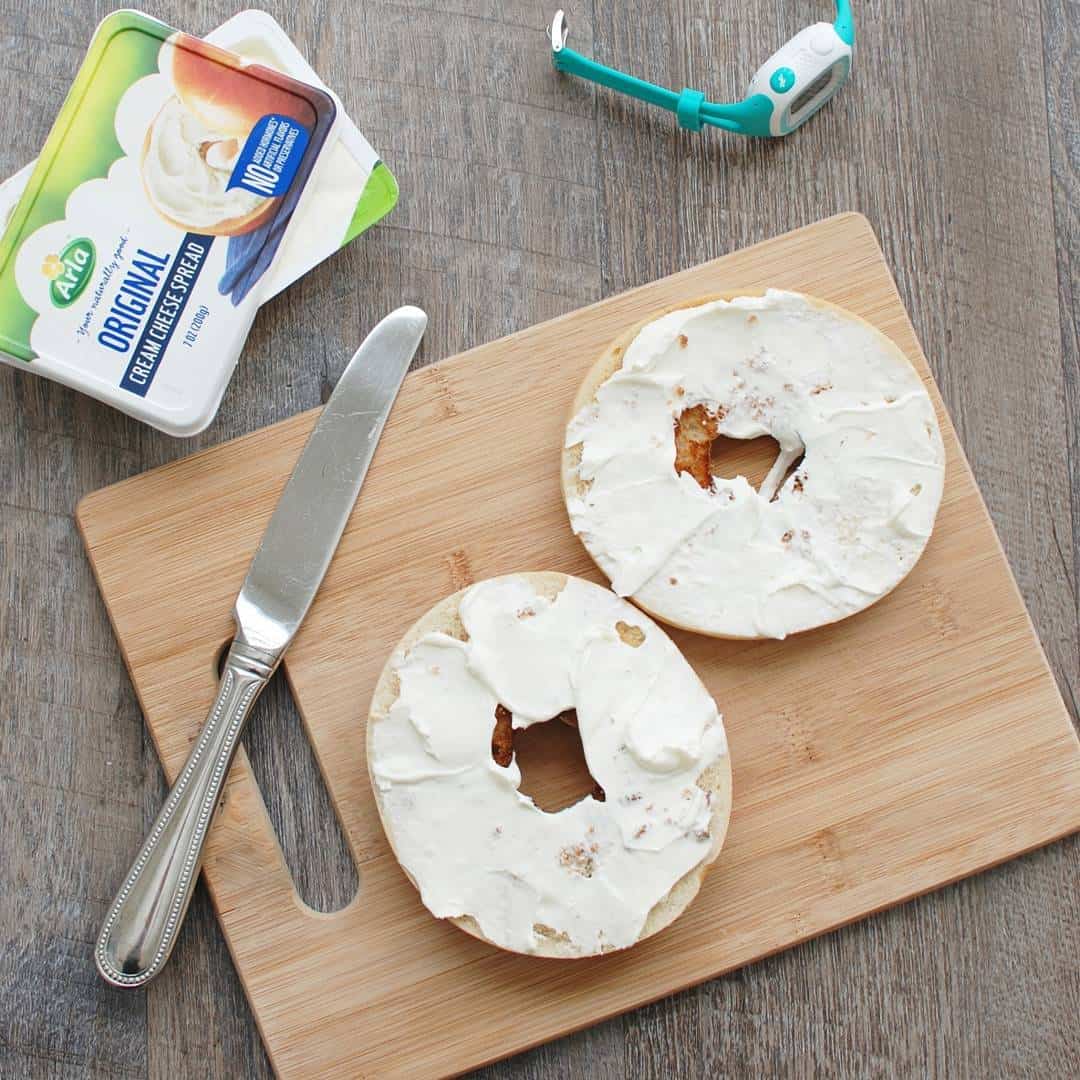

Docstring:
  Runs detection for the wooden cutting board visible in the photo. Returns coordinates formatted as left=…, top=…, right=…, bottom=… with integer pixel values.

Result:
left=77, top=214, right=1080, bottom=1078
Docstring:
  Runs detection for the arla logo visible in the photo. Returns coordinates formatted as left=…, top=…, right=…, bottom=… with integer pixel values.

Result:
left=42, top=238, right=96, bottom=307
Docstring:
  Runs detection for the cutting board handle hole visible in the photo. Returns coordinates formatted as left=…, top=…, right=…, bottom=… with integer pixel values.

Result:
left=238, top=662, right=359, bottom=913
left=213, top=640, right=230, bottom=678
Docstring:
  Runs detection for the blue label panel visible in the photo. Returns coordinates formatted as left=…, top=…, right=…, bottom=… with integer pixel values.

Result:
left=227, top=113, right=310, bottom=199
left=120, top=233, right=213, bottom=397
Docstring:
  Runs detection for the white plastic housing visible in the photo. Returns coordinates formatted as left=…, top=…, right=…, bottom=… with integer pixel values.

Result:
left=747, top=22, right=852, bottom=136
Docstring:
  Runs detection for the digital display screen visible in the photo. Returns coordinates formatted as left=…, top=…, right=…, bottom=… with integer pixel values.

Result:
left=791, top=67, right=836, bottom=117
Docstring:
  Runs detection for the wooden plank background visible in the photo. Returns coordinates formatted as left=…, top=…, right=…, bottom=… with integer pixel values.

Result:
left=1, top=1, right=1076, bottom=1077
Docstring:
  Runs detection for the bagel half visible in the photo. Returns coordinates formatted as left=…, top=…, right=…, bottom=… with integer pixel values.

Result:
left=562, top=291, right=946, bottom=640
left=367, top=572, right=733, bottom=958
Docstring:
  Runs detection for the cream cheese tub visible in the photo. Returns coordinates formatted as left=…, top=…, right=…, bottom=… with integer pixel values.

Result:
left=0, top=10, right=397, bottom=436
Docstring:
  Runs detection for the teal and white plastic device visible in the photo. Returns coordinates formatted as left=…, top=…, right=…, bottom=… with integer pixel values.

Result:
left=550, top=3, right=854, bottom=136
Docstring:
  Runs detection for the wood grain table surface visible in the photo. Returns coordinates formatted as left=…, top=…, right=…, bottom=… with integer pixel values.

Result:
left=1, top=1, right=1076, bottom=1077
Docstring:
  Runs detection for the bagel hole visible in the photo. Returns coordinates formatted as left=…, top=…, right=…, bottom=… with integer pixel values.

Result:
left=492, top=707, right=604, bottom=813
left=709, top=433, right=782, bottom=490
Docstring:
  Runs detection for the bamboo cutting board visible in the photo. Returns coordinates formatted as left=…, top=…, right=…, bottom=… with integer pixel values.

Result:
left=77, top=214, right=1080, bottom=1078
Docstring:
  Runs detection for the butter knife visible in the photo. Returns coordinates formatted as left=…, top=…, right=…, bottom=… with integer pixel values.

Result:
left=95, top=306, right=427, bottom=988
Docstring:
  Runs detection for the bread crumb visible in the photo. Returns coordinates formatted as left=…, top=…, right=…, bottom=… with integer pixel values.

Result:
left=560, top=843, right=596, bottom=877
left=811, top=382, right=833, bottom=395
left=781, top=530, right=794, bottom=544
left=491, top=704, right=514, bottom=767
left=673, top=403, right=725, bottom=490
left=673, top=404, right=717, bottom=489
left=533, top=922, right=572, bottom=943
left=615, top=620, right=646, bottom=647
left=911, top=483, right=922, bottom=495
left=677, top=333, right=689, bottom=348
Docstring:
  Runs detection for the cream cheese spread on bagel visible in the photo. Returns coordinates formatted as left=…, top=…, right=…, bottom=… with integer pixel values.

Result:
left=563, top=290, right=946, bottom=639
left=367, top=573, right=730, bottom=957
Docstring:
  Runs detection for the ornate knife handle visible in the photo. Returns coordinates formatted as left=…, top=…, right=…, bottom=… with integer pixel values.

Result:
left=95, top=640, right=278, bottom=988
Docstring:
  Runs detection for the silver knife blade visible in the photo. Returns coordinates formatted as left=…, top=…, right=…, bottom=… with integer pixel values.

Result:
left=235, top=305, right=427, bottom=655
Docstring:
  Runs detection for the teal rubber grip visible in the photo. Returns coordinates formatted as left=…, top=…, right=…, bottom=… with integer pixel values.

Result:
left=676, top=88, right=706, bottom=131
